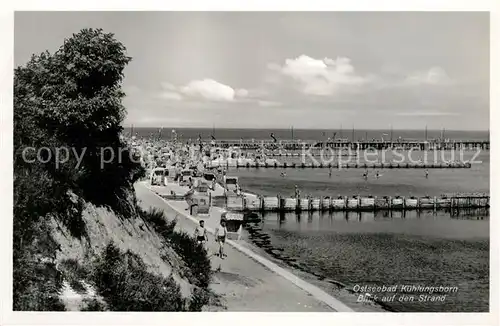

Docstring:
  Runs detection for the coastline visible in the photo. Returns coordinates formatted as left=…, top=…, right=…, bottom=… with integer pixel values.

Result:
left=136, top=181, right=374, bottom=312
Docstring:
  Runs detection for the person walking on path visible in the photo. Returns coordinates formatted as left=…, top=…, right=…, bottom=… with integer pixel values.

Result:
left=194, top=220, right=208, bottom=249
left=215, top=219, right=228, bottom=259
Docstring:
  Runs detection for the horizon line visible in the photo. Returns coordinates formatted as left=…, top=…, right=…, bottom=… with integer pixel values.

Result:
left=121, top=126, right=490, bottom=132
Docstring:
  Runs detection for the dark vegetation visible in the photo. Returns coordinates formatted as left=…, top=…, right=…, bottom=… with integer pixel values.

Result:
left=13, top=28, right=211, bottom=311
left=91, top=243, right=186, bottom=311
left=138, top=207, right=213, bottom=307
left=58, top=240, right=214, bottom=311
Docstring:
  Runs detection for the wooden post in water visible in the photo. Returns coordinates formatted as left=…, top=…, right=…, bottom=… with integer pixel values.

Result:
left=388, top=196, right=393, bottom=217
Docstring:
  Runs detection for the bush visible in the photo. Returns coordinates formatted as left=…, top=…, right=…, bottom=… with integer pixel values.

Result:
left=188, top=287, right=211, bottom=311
left=139, top=207, right=211, bottom=288
left=59, top=259, right=89, bottom=294
left=138, top=207, right=176, bottom=237
left=91, top=243, right=186, bottom=311
left=169, top=231, right=212, bottom=288
left=13, top=257, right=66, bottom=311
left=80, top=298, right=107, bottom=311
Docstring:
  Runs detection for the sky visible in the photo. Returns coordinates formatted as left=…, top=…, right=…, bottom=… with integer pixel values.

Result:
left=14, top=11, right=489, bottom=130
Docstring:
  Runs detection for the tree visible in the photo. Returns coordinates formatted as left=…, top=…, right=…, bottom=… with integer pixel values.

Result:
left=13, top=28, right=144, bottom=310
left=15, top=28, right=144, bottom=216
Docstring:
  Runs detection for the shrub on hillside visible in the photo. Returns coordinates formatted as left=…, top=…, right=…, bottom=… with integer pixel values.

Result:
left=13, top=256, right=66, bottom=311
left=138, top=207, right=176, bottom=237
left=91, top=243, right=186, bottom=311
left=168, top=231, right=212, bottom=289
left=138, top=207, right=211, bottom=289
left=80, top=298, right=107, bottom=311
left=13, top=217, right=66, bottom=311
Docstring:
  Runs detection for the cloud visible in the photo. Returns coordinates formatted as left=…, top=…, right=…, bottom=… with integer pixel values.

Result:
left=157, top=79, right=249, bottom=102
left=269, top=55, right=371, bottom=96
left=180, top=79, right=248, bottom=102
left=235, top=89, right=249, bottom=97
left=405, top=67, right=453, bottom=86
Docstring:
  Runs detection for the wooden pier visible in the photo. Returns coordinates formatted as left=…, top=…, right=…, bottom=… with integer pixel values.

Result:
left=210, top=139, right=490, bottom=151
left=208, top=161, right=472, bottom=169
left=265, top=152, right=357, bottom=158
left=219, top=194, right=489, bottom=213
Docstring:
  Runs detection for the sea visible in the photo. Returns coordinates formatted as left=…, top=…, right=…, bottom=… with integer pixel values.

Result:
left=130, top=127, right=490, bottom=312
left=125, top=127, right=489, bottom=142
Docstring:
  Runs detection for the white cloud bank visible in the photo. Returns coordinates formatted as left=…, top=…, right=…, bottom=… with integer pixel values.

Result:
left=269, top=55, right=371, bottom=96
left=159, top=79, right=248, bottom=102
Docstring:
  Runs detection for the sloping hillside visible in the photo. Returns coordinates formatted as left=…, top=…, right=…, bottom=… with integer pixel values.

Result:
left=13, top=28, right=215, bottom=311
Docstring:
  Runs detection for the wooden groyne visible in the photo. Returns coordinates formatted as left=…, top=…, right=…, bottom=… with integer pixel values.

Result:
left=211, top=139, right=490, bottom=151
left=265, top=152, right=357, bottom=158
left=208, top=161, right=472, bottom=169
left=221, top=194, right=489, bottom=212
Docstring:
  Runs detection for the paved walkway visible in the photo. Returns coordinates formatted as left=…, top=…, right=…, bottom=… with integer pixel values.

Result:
left=135, top=181, right=354, bottom=312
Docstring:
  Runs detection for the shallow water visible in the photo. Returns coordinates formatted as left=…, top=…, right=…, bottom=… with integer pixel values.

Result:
left=235, top=150, right=489, bottom=312
left=241, top=210, right=489, bottom=312
left=232, top=151, right=489, bottom=198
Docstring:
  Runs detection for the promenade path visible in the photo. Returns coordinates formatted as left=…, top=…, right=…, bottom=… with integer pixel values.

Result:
left=135, top=181, right=356, bottom=312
